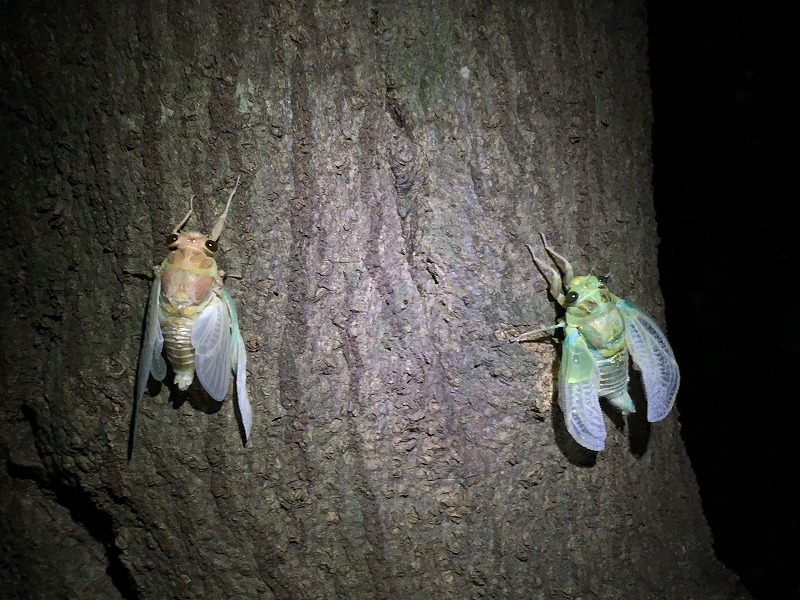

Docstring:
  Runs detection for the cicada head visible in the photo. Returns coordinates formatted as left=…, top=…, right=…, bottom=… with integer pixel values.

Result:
left=166, top=231, right=219, bottom=257
left=161, top=231, right=220, bottom=307
left=564, top=275, right=613, bottom=318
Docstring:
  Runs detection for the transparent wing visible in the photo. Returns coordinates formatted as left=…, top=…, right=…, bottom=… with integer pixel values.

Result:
left=136, top=275, right=166, bottom=398
left=235, top=333, right=252, bottom=440
left=223, top=289, right=252, bottom=440
left=152, top=323, right=166, bottom=381
left=132, top=274, right=166, bottom=454
left=559, top=328, right=605, bottom=451
left=191, top=294, right=233, bottom=402
left=617, top=300, right=680, bottom=422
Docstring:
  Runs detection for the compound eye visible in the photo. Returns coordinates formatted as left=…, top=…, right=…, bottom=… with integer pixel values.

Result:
left=205, top=239, right=218, bottom=253
left=566, top=291, right=579, bottom=305
left=166, top=233, right=179, bottom=248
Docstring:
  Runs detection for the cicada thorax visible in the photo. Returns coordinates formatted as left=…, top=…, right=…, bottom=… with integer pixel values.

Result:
left=568, top=304, right=625, bottom=354
left=158, top=231, right=222, bottom=391
left=564, top=277, right=626, bottom=356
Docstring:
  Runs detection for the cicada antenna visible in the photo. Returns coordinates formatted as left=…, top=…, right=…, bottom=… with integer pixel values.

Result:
left=539, top=233, right=574, bottom=283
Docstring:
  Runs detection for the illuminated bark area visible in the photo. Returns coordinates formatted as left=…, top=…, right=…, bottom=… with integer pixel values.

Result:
left=1, top=1, right=747, bottom=598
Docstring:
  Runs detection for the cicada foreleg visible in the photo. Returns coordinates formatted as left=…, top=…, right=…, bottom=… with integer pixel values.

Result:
left=210, top=175, right=241, bottom=241
left=525, top=242, right=565, bottom=307
left=525, top=233, right=579, bottom=308
left=172, top=195, right=195, bottom=234
left=539, top=233, right=574, bottom=284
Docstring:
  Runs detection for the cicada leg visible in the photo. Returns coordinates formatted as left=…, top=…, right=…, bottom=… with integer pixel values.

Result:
left=172, top=195, right=195, bottom=233
left=525, top=242, right=566, bottom=307
left=511, top=319, right=565, bottom=343
left=539, top=233, right=574, bottom=287
left=210, top=175, right=241, bottom=241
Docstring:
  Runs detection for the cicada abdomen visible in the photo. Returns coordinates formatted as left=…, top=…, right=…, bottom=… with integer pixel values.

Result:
left=513, top=234, right=679, bottom=451
left=595, top=349, right=634, bottom=414
left=132, top=177, right=252, bottom=455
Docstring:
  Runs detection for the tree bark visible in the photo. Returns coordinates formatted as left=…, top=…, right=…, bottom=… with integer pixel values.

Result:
left=1, top=0, right=747, bottom=598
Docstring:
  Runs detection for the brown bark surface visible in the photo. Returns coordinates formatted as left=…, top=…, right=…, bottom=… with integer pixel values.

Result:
left=1, top=1, right=748, bottom=598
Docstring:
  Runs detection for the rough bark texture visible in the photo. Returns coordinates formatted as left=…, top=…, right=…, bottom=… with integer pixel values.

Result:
left=1, top=1, right=747, bottom=599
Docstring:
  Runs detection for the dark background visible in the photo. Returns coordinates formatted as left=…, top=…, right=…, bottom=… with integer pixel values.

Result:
left=649, top=2, right=796, bottom=599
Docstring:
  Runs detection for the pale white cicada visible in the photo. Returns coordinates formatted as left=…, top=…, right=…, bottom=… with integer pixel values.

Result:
left=133, top=177, right=252, bottom=452
left=513, top=235, right=679, bottom=451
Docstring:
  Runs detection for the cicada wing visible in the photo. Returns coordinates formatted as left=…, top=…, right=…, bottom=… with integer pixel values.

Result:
left=151, top=324, right=166, bottom=381
left=559, top=329, right=606, bottom=451
left=132, top=274, right=166, bottom=455
left=136, top=274, right=166, bottom=401
left=234, top=333, right=252, bottom=440
left=191, top=294, right=233, bottom=402
left=617, top=300, right=680, bottom=422
left=223, top=289, right=252, bottom=440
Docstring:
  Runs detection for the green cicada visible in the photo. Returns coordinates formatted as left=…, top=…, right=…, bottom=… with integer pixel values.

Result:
left=514, top=235, right=680, bottom=451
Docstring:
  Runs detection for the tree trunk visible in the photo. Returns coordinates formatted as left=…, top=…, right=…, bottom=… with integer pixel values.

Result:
left=1, top=1, right=747, bottom=598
